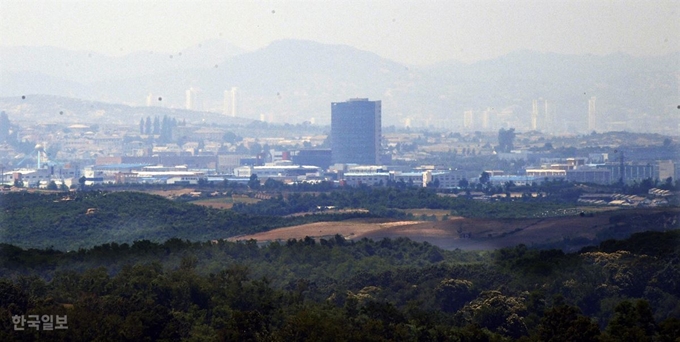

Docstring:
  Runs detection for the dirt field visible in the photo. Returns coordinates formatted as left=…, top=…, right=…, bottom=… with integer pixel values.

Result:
left=228, top=219, right=423, bottom=242
left=230, top=208, right=680, bottom=251
left=400, top=209, right=455, bottom=220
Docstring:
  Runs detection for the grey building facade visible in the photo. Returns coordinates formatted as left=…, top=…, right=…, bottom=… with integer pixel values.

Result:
left=331, top=98, right=381, bottom=165
left=291, top=149, right=332, bottom=170
left=597, top=163, right=657, bottom=184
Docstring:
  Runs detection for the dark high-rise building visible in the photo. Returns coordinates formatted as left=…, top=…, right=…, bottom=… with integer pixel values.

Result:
left=331, top=98, right=381, bottom=165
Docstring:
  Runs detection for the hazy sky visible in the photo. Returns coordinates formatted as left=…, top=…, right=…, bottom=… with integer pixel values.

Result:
left=1, top=0, right=678, bottom=65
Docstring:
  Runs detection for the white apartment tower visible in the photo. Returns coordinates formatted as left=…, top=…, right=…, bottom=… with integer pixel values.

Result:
left=481, top=109, right=490, bottom=130
left=588, top=96, right=597, bottom=131
left=463, top=110, right=474, bottom=130
left=531, top=100, right=539, bottom=130
left=223, top=87, right=238, bottom=117
left=185, top=88, right=199, bottom=111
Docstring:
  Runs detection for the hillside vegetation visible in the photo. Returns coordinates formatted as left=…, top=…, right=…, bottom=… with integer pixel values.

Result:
left=1, top=190, right=677, bottom=253
left=0, top=191, right=370, bottom=250
left=0, top=230, right=678, bottom=341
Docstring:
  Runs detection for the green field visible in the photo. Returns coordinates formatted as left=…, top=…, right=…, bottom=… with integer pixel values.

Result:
left=190, top=195, right=261, bottom=209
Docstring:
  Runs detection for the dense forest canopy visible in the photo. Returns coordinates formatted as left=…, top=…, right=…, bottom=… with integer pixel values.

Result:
left=0, top=230, right=679, bottom=341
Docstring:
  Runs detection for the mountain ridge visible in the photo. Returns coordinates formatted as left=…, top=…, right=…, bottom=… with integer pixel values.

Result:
left=1, top=40, right=677, bottom=132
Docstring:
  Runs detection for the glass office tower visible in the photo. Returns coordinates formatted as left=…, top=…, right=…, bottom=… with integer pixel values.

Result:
left=331, top=98, right=381, bottom=165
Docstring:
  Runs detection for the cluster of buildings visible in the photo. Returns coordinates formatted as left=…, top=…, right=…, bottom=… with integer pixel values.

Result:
left=518, top=154, right=668, bottom=186
left=462, top=96, right=633, bottom=134
left=578, top=190, right=671, bottom=207
left=1, top=98, right=678, bottom=193
left=484, top=159, right=670, bottom=188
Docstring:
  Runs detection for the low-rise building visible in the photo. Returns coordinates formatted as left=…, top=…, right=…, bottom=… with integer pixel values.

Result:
left=488, top=175, right=542, bottom=186
left=566, top=167, right=612, bottom=184
left=167, top=176, right=200, bottom=185
left=391, top=172, right=422, bottom=185
left=597, top=163, right=657, bottom=184
left=234, top=163, right=321, bottom=180
left=343, top=172, right=390, bottom=186
left=424, top=170, right=466, bottom=188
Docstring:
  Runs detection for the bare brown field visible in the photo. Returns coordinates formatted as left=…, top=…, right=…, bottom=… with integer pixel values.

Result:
left=359, top=214, right=612, bottom=250
left=230, top=208, right=680, bottom=251
left=400, top=209, right=454, bottom=220
left=227, top=219, right=423, bottom=242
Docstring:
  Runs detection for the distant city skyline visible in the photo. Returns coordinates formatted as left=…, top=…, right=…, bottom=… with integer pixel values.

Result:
left=1, top=0, right=678, bottom=65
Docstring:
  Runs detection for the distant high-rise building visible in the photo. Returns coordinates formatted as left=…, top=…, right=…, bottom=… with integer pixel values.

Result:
left=530, top=99, right=553, bottom=132
left=223, top=88, right=235, bottom=117
left=146, top=93, right=154, bottom=107
left=223, top=87, right=238, bottom=117
left=588, top=96, right=597, bottom=131
left=463, top=110, right=474, bottom=130
left=481, top=109, right=490, bottom=130
left=531, top=100, right=539, bottom=130
left=331, top=98, right=381, bottom=165
left=185, top=88, right=199, bottom=110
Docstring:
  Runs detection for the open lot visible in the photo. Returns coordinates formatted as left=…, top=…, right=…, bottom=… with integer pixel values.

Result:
left=228, top=218, right=419, bottom=242
left=231, top=207, right=679, bottom=251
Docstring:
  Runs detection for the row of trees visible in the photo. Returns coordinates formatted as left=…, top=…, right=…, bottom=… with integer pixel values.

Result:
left=232, top=186, right=573, bottom=217
left=138, top=115, right=181, bottom=143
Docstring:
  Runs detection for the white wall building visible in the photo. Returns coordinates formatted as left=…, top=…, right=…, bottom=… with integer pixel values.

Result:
left=234, top=164, right=320, bottom=179
left=343, top=172, right=390, bottom=186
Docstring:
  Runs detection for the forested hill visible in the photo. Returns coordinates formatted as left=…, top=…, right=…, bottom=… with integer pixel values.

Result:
left=0, top=230, right=678, bottom=341
left=2, top=190, right=679, bottom=252
left=0, top=191, right=369, bottom=251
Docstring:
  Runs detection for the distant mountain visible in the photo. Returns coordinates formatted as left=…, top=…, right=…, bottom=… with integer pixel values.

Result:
left=0, top=70, right=91, bottom=99
left=0, top=39, right=244, bottom=84
left=0, top=94, right=254, bottom=126
left=413, top=50, right=679, bottom=131
left=1, top=40, right=677, bottom=132
left=93, top=39, right=412, bottom=124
